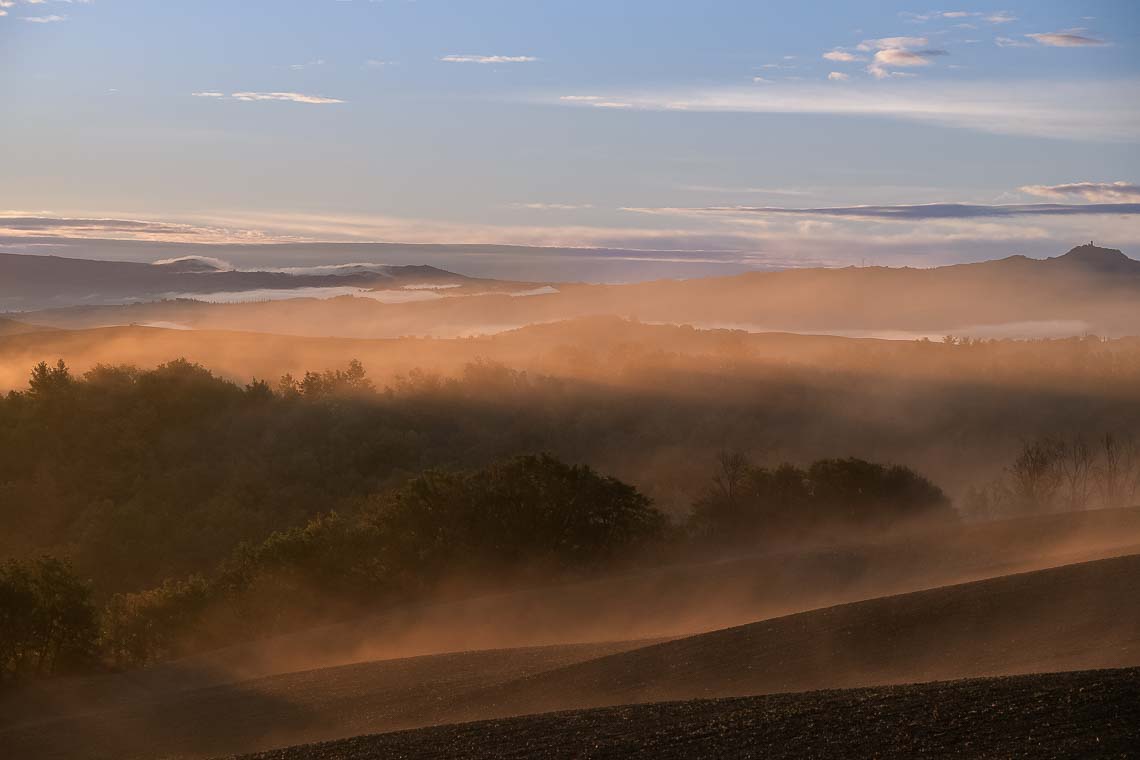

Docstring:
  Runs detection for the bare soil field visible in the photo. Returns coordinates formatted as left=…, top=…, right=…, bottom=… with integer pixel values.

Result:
left=232, top=666, right=1140, bottom=760
left=3, top=553, right=1138, bottom=759
left=0, top=642, right=650, bottom=760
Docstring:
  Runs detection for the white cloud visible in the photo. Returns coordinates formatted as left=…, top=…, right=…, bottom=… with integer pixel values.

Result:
left=191, top=91, right=343, bottom=104
left=439, top=55, right=537, bottom=64
left=874, top=49, right=934, bottom=66
left=289, top=59, right=326, bottom=70
left=858, top=36, right=945, bottom=79
left=231, top=92, right=344, bottom=104
left=1027, top=30, right=1108, bottom=47
left=513, top=203, right=594, bottom=210
left=903, top=10, right=1017, bottom=24
left=984, top=11, right=1018, bottom=24
left=23, top=14, right=67, bottom=22
left=995, top=37, right=1032, bottom=48
left=857, top=36, right=929, bottom=52
left=828, top=72, right=850, bottom=81
left=546, top=80, right=1140, bottom=141
left=823, top=50, right=863, bottom=62
left=559, top=95, right=633, bottom=108
left=1020, top=181, right=1140, bottom=202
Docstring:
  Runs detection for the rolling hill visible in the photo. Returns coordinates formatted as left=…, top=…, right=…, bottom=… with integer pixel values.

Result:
left=0, top=316, right=51, bottom=336
left=3, top=552, right=1138, bottom=759
left=0, top=251, right=477, bottom=311
left=233, top=667, right=1140, bottom=760
left=11, top=244, right=1140, bottom=338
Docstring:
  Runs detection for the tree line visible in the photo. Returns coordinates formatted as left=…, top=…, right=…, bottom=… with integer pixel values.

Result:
left=0, top=360, right=963, bottom=679
left=963, top=433, right=1140, bottom=519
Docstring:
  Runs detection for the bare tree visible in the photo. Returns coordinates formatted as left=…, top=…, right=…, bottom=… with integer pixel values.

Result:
left=1094, top=433, right=1139, bottom=509
left=711, top=450, right=751, bottom=502
left=1057, top=435, right=1095, bottom=511
left=1006, top=437, right=1063, bottom=514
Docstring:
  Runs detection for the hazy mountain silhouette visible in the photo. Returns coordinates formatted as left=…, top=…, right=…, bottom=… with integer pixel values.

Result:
left=9, top=245, right=1140, bottom=338
left=0, top=252, right=472, bottom=311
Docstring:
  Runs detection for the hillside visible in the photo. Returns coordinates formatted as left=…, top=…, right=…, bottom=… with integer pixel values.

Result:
left=3, top=552, right=1138, bottom=759
left=0, top=317, right=51, bottom=336
left=13, top=244, right=1140, bottom=338
left=235, top=667, right=1140, bottom=760
left=0, top=251, right=477, bottom=311
left=456, top=553, right=1140, bottom=717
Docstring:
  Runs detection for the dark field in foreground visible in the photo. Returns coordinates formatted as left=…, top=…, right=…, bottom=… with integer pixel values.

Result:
left=234, top=667, right=1140, bottom=760
left=4, top=554, right=1138, bottom=759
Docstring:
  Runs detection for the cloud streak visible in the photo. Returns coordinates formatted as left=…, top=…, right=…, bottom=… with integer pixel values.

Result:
left=547, top=80, right=1140, bottom=141
left=440, top=55, right=537, bottom=64
left=1021, top=182, right=1140, bottom=202
left=632, top=202, right=1140, bottom=221
left=192, top=91, right=345, bottom=104
left=1027, top=30, right=1108, bottom=47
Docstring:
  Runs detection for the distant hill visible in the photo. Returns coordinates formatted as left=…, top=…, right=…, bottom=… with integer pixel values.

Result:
left=8, top=244, right=1140, bottom=338
left=0, top=251, right=474, bottom=311
left=0, top=317, right=52, bottom=336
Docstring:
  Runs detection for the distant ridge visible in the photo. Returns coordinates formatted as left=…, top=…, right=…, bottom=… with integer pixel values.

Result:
left=1049, top=243, right=1139, bottom=273
left=6, top=244, right=1140, bottom=338
left=0, top=252, right=474, bottom=311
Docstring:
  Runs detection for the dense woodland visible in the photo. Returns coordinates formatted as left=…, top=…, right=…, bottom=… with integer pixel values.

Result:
left=1, top=353, right=1138, bottom=679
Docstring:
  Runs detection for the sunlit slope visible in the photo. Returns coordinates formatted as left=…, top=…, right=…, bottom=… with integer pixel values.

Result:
left=234, top=668, right=1140, bottom=760
left=4, top=553, right=1138, bottom=759
left=0, top=317, right=52, bottom=336
left=459, top=553, right=1140, bottom=717
left=176, top=506, right=1140, bottom=684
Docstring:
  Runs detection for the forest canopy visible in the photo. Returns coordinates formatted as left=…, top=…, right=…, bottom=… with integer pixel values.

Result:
left=1, top=355, right=1137, bottom=677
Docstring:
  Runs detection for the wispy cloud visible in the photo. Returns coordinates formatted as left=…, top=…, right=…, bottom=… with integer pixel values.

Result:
left=985, top=11, right=1018, bottom=23
left=678, top=185, right=811, bottom=196
left=828, top=72, right=850, bottom=81
left=560, top=96, right=632, bottom=108
left=628, top=202, right=1140, bottom=221
left=823, top=50, right=864, bottom=62
left=903, top=10, right=1017, bottom=24
left=288, top=59, right=326, bottom=71
left=1021, top=182, right=1140, bottom=202
left=0, top=214, right=265, bottom=244
left=1027, top=30, right=1108, bottom=47
left=192, top=91, right=345, bottom=104
left=440, top=55, right=537, bottom=64
left=549, top=80, right=1140, bottom=141
left=857, top=36, right=947, bottom=79
left=513, top=203, right=594, bottom=211
left=23, top=14, right=67, bottom=23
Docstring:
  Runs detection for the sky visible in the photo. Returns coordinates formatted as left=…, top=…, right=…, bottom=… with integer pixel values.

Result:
left=1, top=0, right=1139, bottom=280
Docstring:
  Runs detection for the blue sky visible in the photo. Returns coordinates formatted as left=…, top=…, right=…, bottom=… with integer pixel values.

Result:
left=1, top=0, right=1139, bottom=278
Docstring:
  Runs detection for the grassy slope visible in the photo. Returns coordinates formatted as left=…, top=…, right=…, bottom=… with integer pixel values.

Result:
left=3, top=553, right=1138, bottom=759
